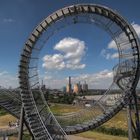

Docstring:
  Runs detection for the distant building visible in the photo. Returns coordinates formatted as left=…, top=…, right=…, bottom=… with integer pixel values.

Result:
left=41, top=79, right=46, bottom=90
left=66, top=77, right=88, bottom=94
left=66, top=85, right=70, bottom=93
left=73, top=83, right=79, bottom=94
left=78, top=82, right=82, bottom=93
left=41, top=84, right=46, bottom=90
left=83, top=81, right=88, bottom=92
left=66, top=76, right=72, bottom=93
left=73, top=82, right=82, bottom=94
left=62, top=86, right=66, bottom=93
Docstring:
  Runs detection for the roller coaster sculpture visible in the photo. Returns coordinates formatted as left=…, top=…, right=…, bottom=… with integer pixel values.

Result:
left=0, top=3, right=140, bottom=140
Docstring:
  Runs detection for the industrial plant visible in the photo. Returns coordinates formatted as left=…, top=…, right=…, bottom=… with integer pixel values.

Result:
left=66, top=76, right=88, bottom=94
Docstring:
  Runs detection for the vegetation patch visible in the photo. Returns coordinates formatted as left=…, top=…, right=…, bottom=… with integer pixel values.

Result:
left=50, top=103, right=82, bottom=115
left=0, top=107, right=7, bottom=116
left=93, top=126, right=128, bottom=137
left=48, top=94, right=75, bottom=104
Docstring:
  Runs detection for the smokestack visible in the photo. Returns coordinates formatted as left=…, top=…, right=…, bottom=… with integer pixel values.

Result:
left=69, top=76, right=72, bottom=93
left=42, top=80, right=43, bottom=87
left=69, top=76, right=71, bottom=85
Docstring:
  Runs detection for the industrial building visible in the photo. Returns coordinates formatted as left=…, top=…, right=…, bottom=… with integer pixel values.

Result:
left=83, top=81, right=88, bottom=92
left=66, top=76, right=88, bottom=94
left=66, top=76, right=72, bottom=93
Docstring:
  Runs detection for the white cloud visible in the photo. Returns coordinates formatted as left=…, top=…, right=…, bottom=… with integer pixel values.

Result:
left=132, top=22, right=140, bottom=37
left=43, top=69, right=113, bottom=89
left=0, top=71, right=18, bottom=88
left=42, top=37, right=86, bottom=70
left=100, top=49, right=119, bottom=60
left=54, top=37, right=85, bottom=59
left=100, top=49, right=111, bottom=60
left=0, top=71, right=8, bottom=76
left=108, top=40, right=117, bottom=50
left=44, top=75, right=52, bottom=80
left=3, top=18, right=15, bottom=23
left=43, top=54, right=65, bottom=70
left=74, top=70, right=113, bottom=85
left=111, top=53, right=119, bottom=59
left=107, top=23, right=140, bottom=51
left=102, top=23, right=140, bottom=60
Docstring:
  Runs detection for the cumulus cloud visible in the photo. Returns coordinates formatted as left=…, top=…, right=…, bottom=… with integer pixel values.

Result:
left=101, top=23, right=140, bottom=60
left=107, top=23, right=140, bottom=51
left=100, top=49, right=109, bottom=59
left=54, top=37, right=85, bottom=59
left=43, top=69, right=113, bottom=89
left=108, top=40, right=117, bottom=50
left=42, top=37, right=86, bottom=70
left=43, top=54, right=65, bottom=70
left=132, top=22, right=140, bottom=37
left=100, top=49, right=119, bottom=60
left=73, top=69, right=113, bottom=84
left=111, top=53, right=119, bottom=59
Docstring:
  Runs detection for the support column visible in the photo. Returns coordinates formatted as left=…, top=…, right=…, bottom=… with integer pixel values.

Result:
left=132, top=90, right=140, bottom=139
left=18, top=106, right=35, bottom=140
left=18, top=106, right=24, bottom=140
left=127, top=101, right=133, bottom=140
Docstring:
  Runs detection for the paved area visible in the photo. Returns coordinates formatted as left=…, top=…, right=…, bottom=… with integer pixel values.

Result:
left=68, top=135, right=94, bottom=140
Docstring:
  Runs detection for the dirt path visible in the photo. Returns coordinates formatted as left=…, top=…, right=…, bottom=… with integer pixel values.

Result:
left=68, top=135, right=94, bottom=140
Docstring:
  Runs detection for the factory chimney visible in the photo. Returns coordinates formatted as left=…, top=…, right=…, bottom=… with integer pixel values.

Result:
left=69, top=76, right=72, bottom=93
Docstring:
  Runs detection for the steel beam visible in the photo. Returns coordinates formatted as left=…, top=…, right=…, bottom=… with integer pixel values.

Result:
left=18, top=106, right=24, bottom=140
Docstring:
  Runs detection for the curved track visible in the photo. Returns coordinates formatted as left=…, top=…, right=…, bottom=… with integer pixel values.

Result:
left=0, top=3, right=139, bottom=140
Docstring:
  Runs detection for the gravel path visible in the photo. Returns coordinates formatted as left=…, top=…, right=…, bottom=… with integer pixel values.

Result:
left=68, top=135, right=94, bottom=140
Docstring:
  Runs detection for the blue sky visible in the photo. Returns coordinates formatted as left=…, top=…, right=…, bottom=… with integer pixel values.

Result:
left=0, top=0, right=140, bottom=88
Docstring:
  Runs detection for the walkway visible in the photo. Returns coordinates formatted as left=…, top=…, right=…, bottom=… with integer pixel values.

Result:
left=68, top=135, right=94, bottom=140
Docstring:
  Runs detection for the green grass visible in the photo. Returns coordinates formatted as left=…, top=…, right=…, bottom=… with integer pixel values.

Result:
left=93, top=126, right=128, bottom=137
left=50, top=103, right=130, bottom=139
left=50, top=104, right=129, bottom=128
left=50, top=103, right=103, bottom=126
left=8, top=134, right=31, bottom=140
left=0, top=104, right=133, bottom=140
left=102, top=110, right=129, bottom=130
left=50, top=103, right=129, bottom=129
left=50, top=103, right=82, bottom=115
